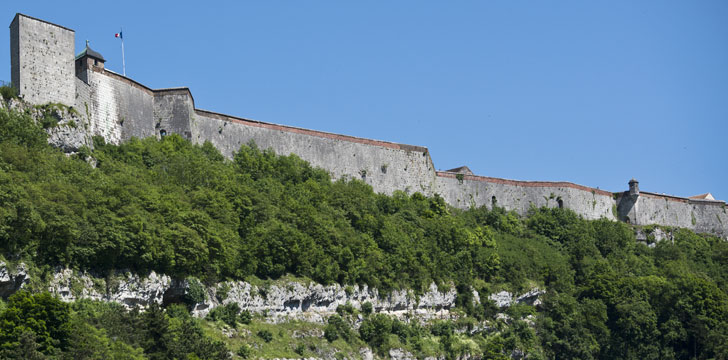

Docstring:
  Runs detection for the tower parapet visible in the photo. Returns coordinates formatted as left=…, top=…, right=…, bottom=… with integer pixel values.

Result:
left=629, top=178, right=640, bottom=197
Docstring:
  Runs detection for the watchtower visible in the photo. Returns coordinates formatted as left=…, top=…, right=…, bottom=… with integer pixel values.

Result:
left=629, top=178, right=640, bottom=197
left=9, top=13, right=75, bottom=105
left=75, top=41, right=105, bottom=83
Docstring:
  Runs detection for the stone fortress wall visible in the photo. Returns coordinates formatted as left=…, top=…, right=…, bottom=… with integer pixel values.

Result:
left=9, top=14, right=728, bottom=238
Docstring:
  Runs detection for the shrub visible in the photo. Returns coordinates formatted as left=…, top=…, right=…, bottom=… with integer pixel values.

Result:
left=239, top=310, right=252, bottom=325
left=361, top=301, right=373, bottom=315
left=207, top=303, right=240, bottom=327
left=0, top=84, right=18, bottom=100
left=324, top=314, right=351, bottom=342
left=237, top=344, right=252, bottom=358
left=336, top=302, right=355, bottom=316
left=186, top=277, right=207, bottom=305
left=257, top=329, right=273, bottom=342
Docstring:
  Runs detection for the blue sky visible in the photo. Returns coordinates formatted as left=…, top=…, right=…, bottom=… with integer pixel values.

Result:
left=2, top=1, right=727, bottom=200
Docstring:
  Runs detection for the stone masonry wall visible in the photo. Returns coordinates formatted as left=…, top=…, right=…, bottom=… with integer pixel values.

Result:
left=435, top=172, right=617, bottom=220
left=9, top=13, right=728, bottom=238
left=154, top=88, right=194, bottom=141
left=617, top=192, right=728, bottom=238
left=10, top=14, right=75, bottom=106
left=192, top=110, right=437, bottom=195
left=78, top=69, right=156, bottom=144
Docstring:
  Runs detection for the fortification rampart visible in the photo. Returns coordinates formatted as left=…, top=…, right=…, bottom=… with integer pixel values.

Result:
left=8, top=13, right=728, bottom=239
left=191, top=109, right=437, bottom=196
left=435, top=172, right=617, bottom=220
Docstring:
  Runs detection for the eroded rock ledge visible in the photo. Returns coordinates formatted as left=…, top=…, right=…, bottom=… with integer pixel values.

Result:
left=0, top=262, right=542, bottom=325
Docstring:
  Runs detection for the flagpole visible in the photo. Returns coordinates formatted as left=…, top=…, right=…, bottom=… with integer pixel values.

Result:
left=120, top=27, right=126, bottom=76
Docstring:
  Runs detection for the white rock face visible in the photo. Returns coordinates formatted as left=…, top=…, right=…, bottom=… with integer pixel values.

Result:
left=515, top=288, right=545, bottom=307
left=0, top=262, right=28, bottom=297
left=3, top=97, right=92, bottom=153
left=107, top=271, right=172, bottom=307
left=488, top=288, right=545, bottom=308
left=489, top=290, right=513, bottom=308
left=202, top=281, right=457, bottom=324
left=47, top=269, right=170, bottom=308
left=0, top=262, right=457, bottom=323
left=2, top=261, right=545, bottom=332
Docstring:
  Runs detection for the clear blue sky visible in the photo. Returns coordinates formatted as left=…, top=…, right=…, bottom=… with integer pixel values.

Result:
left=3, top=1, right=727, bottom=200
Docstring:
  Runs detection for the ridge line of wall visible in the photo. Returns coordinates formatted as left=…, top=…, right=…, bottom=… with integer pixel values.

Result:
left=436, top=171, right=613, bottom=197
left=194, top=108, right=429, bottom=153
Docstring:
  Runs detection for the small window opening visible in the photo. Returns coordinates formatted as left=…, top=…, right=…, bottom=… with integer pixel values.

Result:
left=625, top=216, right=631, bottom=224
left=557, top=198, right=564, bottom=209
left=94, top=59, right=98, bottom=66
left=160, top=129, right=167, bottom=137
left=491, top=196, right=497, bottom=206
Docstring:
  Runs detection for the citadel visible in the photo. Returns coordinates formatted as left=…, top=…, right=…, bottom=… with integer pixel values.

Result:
left=8, top=13, right=728, bottom=239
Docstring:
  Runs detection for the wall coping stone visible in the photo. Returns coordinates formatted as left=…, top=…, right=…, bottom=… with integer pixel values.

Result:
left=436, top=171, right=613, bottom=197
left=12, top=13, right=75, bottom=33
left=195, top=108, right=429, bottom=153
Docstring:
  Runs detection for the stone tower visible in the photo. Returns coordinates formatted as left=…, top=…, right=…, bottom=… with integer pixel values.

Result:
left=629, top=178, right=640, bottom=197
left=74, top=41, right=105, bottom=84
left=10, top=13, right=75, bottom=105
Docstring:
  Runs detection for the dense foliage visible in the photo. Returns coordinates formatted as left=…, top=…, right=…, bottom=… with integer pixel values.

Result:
left=0, top=106, right=498, bottom=291
left=0, top=291, right=228, bottom=359
left=1, top=106, right=727, bottom=359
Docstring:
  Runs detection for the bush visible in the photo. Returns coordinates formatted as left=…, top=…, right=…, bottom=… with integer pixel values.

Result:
left=0, top=84, right=18, bottom=100
left=361, top=301, right=373, bottom=315
left=207, top=303, right=240, bottom=327
left=257, top=330, right=273, bottom=342
left=294, top=343, right=306, bottom=355
left=237, top=344, right=252, bottom=358
left=239, top=310, right=252, bottom=325
left=359, top=314, right=393, bottom=350
left=0, top=107, right=48, bottom=147
left=336, top=302, right=355, bottom=316
left=186, top=277, right=207, bottom=305
left=324, top=314, right=352, bottom=342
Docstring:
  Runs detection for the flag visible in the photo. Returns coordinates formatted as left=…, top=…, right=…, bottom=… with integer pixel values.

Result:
left=115, top=32, right=123, bottom=39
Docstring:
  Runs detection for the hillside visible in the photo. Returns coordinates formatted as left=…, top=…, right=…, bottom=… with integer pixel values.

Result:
left=1, top=92, right=727, bottom=359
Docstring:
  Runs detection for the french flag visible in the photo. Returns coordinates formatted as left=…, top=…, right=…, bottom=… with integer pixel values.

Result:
left=115, top=31, right=123, bottom=39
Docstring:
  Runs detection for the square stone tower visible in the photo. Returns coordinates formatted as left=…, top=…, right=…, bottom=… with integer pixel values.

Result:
left=10, top=13, right=75, bottom=105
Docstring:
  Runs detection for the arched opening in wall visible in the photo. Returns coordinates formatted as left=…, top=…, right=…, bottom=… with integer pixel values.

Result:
left=491, top=196, right=497, bottom=208
left=160, top=129, right=167, bottom=138
left=557, top=198, right=564, bottom=209
left=625, top=216, right=631, bottom=224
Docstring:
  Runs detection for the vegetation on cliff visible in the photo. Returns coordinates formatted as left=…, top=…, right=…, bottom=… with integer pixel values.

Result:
left=1, top=104, right=727, bottom=359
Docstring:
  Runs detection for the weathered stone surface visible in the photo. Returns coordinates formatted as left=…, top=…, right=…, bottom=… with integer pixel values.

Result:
left=488, top=288, right=544, bottom=309
left=515, top=288, right=545, bottom=307
left=5, top=263, right=457, bottom=323
left=389, top=348, right=417, bottom=360
left=204, top=281, right=457, bottom=324
left=45, top=109, right=92, bottom=153
left=489, top=291, right=513, bottom=308
left=0, top=262, right=29, bottom=298
left=11, top=14, right=75, bottom=106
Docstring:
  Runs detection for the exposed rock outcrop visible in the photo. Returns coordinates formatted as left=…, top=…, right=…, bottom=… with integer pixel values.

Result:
left=202, top=281, right=456, bottom=324
left=488, top=288, right=545, bottom=308
left=0, top=262, right=544, bottom=330
left=0, top=262, right=29, bottom=297
left=2, top=97, right=92, bottom=154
